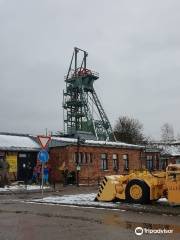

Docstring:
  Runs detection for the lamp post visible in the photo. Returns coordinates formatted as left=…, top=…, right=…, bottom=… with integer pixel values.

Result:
left=76, top=136, right=85, bottom=187
left=76, top=136, right=80, bottom=187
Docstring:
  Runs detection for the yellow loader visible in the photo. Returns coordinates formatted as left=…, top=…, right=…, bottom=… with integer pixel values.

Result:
left=95, top=164, right=180, bottom=205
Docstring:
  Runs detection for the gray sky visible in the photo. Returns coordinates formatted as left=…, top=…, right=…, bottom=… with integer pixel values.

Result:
left=0, top=0, right=180, bottom=139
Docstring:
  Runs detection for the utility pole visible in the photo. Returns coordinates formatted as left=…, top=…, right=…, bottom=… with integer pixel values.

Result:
left=76, top=137, right=85, bottom=187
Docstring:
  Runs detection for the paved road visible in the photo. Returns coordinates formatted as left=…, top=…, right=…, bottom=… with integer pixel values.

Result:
left=0, top=192, right=180, bottom=240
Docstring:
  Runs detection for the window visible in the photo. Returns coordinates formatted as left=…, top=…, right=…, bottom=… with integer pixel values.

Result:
left=74, top=152, right=83, bottom=164
left=74, top=152, right=78, bottom=163
left=90, top=153, right=93, bottom=164
left=113, top=154, right=119, bottom=170
left=123, top=154, right=129, bottom=170
left=101, top=153, right=108, bottom=170
left=176, top=159, right=180, bottom=164
left=74, top=152, right=93, bottom=165
left=19, top=153, right=27, bottom=158
left=146, top=155, right=153, bottom=170
left=85, top=153, right=88, bottom=164
left=159, top=158, right=168, bottom=170
left=79, top=152, right=83, bottom=165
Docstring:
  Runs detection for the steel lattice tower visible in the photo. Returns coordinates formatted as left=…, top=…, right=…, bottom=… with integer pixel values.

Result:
left=63, top=47, right=116, bottom=141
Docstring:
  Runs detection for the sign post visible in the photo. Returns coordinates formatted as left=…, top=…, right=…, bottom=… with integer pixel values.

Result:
left=37, top=136, right=51, bottom=199
left=76, top=164, right=81, bottom=187
left=38, top=150, right=49, bottom=198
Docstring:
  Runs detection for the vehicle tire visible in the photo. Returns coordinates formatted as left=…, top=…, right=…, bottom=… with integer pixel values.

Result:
left=125, top=179, right=150, bottom=204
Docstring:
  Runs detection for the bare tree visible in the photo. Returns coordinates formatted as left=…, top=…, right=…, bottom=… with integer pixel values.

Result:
left=114, top=116, right=144, bottom=144
left=161, top=123, right=174, bottom=143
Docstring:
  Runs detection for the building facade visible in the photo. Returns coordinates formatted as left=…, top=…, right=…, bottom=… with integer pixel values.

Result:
left=49, top=137, right=160, bottom=185
left=0, top=133, right=40, bottom=182
left=142, top=147, right=161, bottom=170
left=148, top=141, right=180, bottom=168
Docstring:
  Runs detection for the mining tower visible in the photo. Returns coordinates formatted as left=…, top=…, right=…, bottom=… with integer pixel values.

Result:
left=63, top=47, right=116, bottom=141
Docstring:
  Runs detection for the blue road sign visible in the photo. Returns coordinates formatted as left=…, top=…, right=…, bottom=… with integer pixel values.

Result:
left=38, top=150, right=49, bottom=163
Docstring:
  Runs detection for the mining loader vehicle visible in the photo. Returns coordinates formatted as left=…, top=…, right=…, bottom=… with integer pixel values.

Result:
left=95, top=164, right=180, bottom=205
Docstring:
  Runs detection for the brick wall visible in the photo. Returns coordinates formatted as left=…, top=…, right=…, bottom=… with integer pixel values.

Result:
left=49, top=145, right=142, bottom=185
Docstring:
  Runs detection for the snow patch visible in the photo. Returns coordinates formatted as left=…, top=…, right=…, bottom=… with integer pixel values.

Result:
left=0, top=185, right=49, bottom=192
left=157, top=197, right=168, bottom=203
left=30, top=193, right=169, bottom=208
left=32, top=193, right=118, bottom=208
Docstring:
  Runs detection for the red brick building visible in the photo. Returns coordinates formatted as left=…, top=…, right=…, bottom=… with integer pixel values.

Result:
left=142, top=147, right=161, bottom=170
left=147, top=142, right=180, bottom=169
left=49, top=137, right=160, bottom=185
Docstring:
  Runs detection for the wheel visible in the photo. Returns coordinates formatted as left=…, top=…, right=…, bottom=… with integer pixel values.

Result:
left=125, top=179, right=150, bottom=204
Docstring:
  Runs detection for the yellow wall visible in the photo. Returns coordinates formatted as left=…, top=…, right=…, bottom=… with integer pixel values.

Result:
left=6, top=153, right=17, bottom=173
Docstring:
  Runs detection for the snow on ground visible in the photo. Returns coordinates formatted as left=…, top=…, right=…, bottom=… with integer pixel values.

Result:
left=31, top=193, right=169, bottom=208
left=0, top=185, right=50, bottom=192
left=32, top=193, right=118, bottom=208
left=157, top=197, right=168, bottom=203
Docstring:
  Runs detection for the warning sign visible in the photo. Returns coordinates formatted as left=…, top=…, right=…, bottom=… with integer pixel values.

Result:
left=37, top=135, right=51, bottom=149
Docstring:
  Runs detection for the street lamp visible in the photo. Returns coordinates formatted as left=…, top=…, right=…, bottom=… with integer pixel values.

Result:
left=76, top=136, right=85, bottom=187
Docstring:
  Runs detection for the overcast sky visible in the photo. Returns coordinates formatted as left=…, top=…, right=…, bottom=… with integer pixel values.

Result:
left=0, top=0, right=180, bottom=139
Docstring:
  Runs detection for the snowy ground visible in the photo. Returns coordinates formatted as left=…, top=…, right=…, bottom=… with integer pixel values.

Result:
left=32, top=193, right=119, bottom=208
left=157, top=197, right=168, bottom=203
left=31, top=193, right=168, bottom=208
left=0, top=184, right=50, bottom=192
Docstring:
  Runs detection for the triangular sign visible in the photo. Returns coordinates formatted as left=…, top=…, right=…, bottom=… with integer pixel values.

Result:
left=37, top=135, right=51, bottom=149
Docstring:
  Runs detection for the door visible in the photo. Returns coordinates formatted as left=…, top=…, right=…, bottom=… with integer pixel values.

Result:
left=17, top=153, right=37, bottom=183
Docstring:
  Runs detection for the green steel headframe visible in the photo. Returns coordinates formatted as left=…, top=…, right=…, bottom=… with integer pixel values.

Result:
left=63, top=47, right=116, bottom=141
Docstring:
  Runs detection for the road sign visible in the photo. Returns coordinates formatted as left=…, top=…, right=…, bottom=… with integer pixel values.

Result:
left=37, top=135, right=51, bottom=149
left=38, top=150, right=49, bottom=163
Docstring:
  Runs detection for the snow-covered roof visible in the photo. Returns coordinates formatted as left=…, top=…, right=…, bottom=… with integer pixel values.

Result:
left=0, top=134, right=41, bottom=151
left=159, top=145, right=180, bottom=157
left=50, top=137, right=143, bottom=149
left=0, top=133, right=143, bottom=151
left=171, top=140, right=180, bottom=145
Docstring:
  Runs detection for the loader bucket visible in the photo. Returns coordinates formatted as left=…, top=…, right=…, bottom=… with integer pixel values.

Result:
left=95, top=176, right=118, bottom=202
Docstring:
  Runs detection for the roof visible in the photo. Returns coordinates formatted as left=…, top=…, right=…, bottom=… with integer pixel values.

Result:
left=0, top=133, right=143, bottom=152
left=149, top=140, right=180, bottom=146
left=159, top=145, right=180, bottom=157
left=171, top=141, right=180, bottom=145
left=146, top=142, right=180, bottom=157
left=50, top=137, right=144, bottom=150
left=0, top=134, right=41, bottom=152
